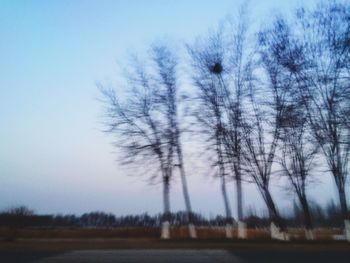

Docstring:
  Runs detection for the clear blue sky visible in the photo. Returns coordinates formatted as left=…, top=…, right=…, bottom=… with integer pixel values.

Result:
left=0, top=0, right=337, bottom=217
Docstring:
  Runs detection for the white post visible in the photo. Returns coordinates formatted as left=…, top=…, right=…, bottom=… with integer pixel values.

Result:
left=270, top=222, right=289, bottom=241
left=304, top=228, right=314, bottom=240
left=238, top=221, right=247, bottom=239
left=345, top=219, right=350, bottom=242
left=225, top=224, right=233, bottom=238
left=161, top=221, right=170, bottom=239
left=188, top=223, right=197, bottom=239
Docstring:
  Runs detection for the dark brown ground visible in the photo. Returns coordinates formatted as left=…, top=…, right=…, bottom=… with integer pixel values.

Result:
left=0, top=227, right=349, bottom=262
left=0, top=238, right=349, bottom=251
left=0, top=238, right=349, bottom=263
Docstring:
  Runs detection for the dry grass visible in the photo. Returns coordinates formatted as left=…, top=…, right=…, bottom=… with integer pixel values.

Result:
left=0, top=227, right=160, bottom=240
left=288, top=228, right=343, bottom=241
left=0, top=227, right=348, bottom=252
left=0, top=226, right=343, bottom=240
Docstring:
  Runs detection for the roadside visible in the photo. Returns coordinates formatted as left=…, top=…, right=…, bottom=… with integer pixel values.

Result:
left=0, top=238, right=349, bottom=252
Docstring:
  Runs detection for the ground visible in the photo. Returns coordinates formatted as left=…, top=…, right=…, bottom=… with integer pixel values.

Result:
left=0, top=239, right=349, bottom=263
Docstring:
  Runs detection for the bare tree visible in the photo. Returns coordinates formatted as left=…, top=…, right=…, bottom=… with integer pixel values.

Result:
left=240, top=18, right=297, bottom=240
left=187, top=30, right=235, bottom=238
left=100, top=53, right=175, bottom=239
left=279, top=1, right=350, bottom=240
left=279, top=101, right=318, bottom=240
left=151, top=44, right=197, bottom=238
left=258, top=14, right=321, bottom=240
left=187, top=8, right=252, bottom=238
left=241, top=85, right=288, bottom=240
left=222, top=8, right=251, bottom=238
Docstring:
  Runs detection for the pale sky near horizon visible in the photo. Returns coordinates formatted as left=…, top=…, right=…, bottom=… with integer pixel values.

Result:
left=0, top=0, right=342, bottom=217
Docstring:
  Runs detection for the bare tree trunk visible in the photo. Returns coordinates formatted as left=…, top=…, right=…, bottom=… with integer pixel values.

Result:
left=178, top=163, right=192, bottom=217
left=236, top=170, right=247, bottom=239
left=161, top=175, right=171, bottom=239
left=333, top=132, right=350, bottom=232
left=151, top=43, right=196, bottom=238
left=176, top=144, right=197, bottom=238
left=264, top=188, right=282, bottom=229
left=235, top=170, right=243, bottom=221
left=231, top=137, right=243, bottom=222
left=221, top=175, right=233, bottom=238
left=216, top=128, right=233, bottom=238
left=300, top=196, right=314, bottom=240
left=338, top=186, right=349, bottom=221
left=300, top=197, right=313, bottom=230
left=338, top=188, right=350, bottom=240
left=263, top=188, right=288, bottom=241
left=221, top=175, right=232, bottom=220
left=218, top=134, right=233, bottom=238
left=163, top=176, right=171, bottom=216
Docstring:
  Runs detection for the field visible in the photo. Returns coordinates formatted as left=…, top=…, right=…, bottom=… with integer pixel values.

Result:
left=1, top=227, right=349, bottom=263
left=0, top=226, right=347, bottom=251
left=0, top=226, right=344, bottom=241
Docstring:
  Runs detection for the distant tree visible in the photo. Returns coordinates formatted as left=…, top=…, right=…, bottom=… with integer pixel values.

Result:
left=5, top=206, right=34, bottom=216
left=80, top=212, right=116, bottom=227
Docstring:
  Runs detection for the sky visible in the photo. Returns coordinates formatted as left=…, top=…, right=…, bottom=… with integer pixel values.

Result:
left=0, top=0, right=341, bottom=217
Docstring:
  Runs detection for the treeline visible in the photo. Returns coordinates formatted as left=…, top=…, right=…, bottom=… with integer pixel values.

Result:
left=100, top=0, right=350, bottom=240
left=0, top=207, right=222, bottom=228
left=0, top=204, right=343, bottom=228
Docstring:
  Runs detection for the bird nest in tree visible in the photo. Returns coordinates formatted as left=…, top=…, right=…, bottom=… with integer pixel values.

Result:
left=210, top=62, right=223, bottom=74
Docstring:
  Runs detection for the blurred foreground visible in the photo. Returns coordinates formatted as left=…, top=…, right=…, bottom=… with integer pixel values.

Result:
left=0, top=240, right=349, bottom=263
